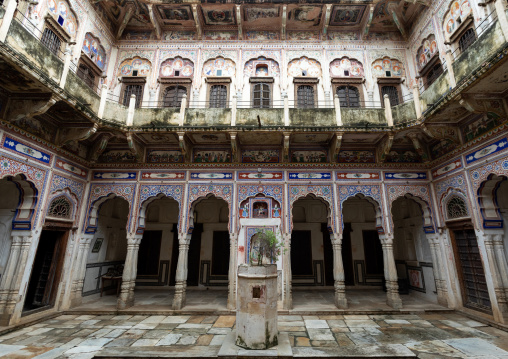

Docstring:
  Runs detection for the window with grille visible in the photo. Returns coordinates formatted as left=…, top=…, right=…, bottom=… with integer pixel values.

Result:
left=47, top=196, right=72, bottom=220
left=163, top=86, right=187, bottom=108
left=122, top=84, right=143, bottom=108
left=209, top=85, right=228, bottom=108
left=77, top=64, right=96, bottom=89
left=253, top=83, right=271, bottom=108
left=336, top=86, right=360, bottom=108
left=381, top=85, right=400, bottom=106
left=447, top=196, right=469, bottom=220
left=297, top=85, right=315, bottom=109
left=41, top=28, right=61, bottom=56
left=459, top=28, right=476, bottom=53
left=425, top=63, right=444, bottom=88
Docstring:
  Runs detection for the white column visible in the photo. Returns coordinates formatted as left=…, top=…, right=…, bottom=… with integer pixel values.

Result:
left=98, top=84, right=108, bottom=119
left=381, top=235, right=402, bottom=309
left=444, top=50, right=457, bottom=88
left=231, top=95, right=237, bottom=127
left=172, top=232, right=190, bottom=310
left=283, top=92, right=289, bottom=126
left=227, top=232, right=238, bottom=310
left=483, top=232, right=508, bottom=322
left=331, top=233, right=347, bottom=308
left=282, top=233, right=292, bottom=310
left=412, top=84, right=422, bottom=119
left=492, top=233, right=508, bottom=301
left=0, top=0, right=18, bottom=42
left=59, top=44, right=74, bottom=88
left=334, top=94, right=342, bottom=126
left=70, top=234, right=94, bottom=306
left=0, top=235, right=22, bottom=324
left=179, top=94, right=187, bottom=127
left=427, top=234, right=448, bottom=306
left=495, top=0, right=508, bottom=41
left=126, top=94, right=136, bottom=125
left=384, top=95, right=393, bottom=126
left=117, top=235, right=141, bottom=309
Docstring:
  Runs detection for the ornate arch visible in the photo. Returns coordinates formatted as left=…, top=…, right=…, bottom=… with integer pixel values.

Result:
left=46, top=0, right=79, bottom=38
left=83, top=32, right=107, bottom=70
left=288, top=185, right=335, bottom=232
left=386, top=185, right=435, bottom=234
left=243, top=56, right=280, bottom=78
left=440, top=187, right=470, bottom=222
left=159, top=57, right=194, bottom=78
left=117, top=56, right=152, bottom=77
left=416, top=34, right=439, bottom=70
left=477, top=174, right=507, bottom=229
left=84, top=183, right=135, bottom=234
left=329, top=57, right=364, bottom=78
left=202, top=57, right=236, bottom=77
left=371, top=57, right=404, bottom=77
left=338, top=185, right=385, bottom=234
left=287, top=56, right=322, bottom=78
left=186, top=184, right=233, bottom=233
left=0, top=174, right=39, bottom=231
left=136, top=185, right=184, bottom=234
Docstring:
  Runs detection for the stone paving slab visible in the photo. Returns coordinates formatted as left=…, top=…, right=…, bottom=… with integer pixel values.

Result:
left=1, top=312, right=508, bottom=358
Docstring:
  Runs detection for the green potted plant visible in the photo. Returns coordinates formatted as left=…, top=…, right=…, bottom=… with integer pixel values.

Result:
left=249, top=227, right=285, bottom=266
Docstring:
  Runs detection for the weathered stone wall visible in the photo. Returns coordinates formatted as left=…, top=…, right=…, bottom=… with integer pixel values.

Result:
left=289, top=109, right=335, bottom=127
left=64, top=71, right=101, bottom=113
left=392, top=102, right=417, bottom=125
left=133, top=108, right=180, bottom=127
left=185, top=108, right=231, bottom=126
left=237, top=108, right=284, bottom=127
left=341, top=108, right=385, bottom=126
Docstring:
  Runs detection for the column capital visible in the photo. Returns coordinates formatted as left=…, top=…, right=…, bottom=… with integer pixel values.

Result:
left=178, top=232, right=190, bottom=245
left=379, top=233, right=394, bottom=245
left=330, top=232, right=343, bottom=245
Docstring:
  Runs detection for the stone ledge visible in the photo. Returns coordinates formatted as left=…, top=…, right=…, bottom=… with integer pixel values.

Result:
left=218, top=332, right=292, bottom=358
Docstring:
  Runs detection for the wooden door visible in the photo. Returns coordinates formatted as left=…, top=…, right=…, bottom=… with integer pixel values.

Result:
left=137, top=230, right=162, bottom=276
left=169, top=224, right=179, bottom=286
left=452, top=228, right=491, bottom=311
left=362, top=230, right=384, bottom=275
left=322, top=224, right=334, bottom=286
left=187, top=223, right=202, bottom=286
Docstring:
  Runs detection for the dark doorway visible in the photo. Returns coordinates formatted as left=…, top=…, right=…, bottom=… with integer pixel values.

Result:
left=363, top=230, right=384, bottom=275
left=452, top=228, right=491, bottom=312
left=342, top=223, right=355, bottom=285
left=24, top=230, right=68, bottom=312
left=187, top=223, right=203, bottom=286
left=212, top=231, right=230, bottom=276
left=137, top=230, right=162, bottom=276
left=291, top=230, right=313, bottom=276
left=169, top=224, right=179, bottom=286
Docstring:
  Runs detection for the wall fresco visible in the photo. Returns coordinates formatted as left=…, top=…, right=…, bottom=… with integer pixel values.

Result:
left=160, top=57, right=194, bottom=77
left=463, top=113, right=507, bottom=143
left=202, top=57, right=236, bottom=77
left=338, top=150, right=376, bottom=163
left=372, top=57, right=404, bottom=77
left=288, top=57, right=322, bottom=77
left=47, top=0, right=78, bottom=37
left=193, top=150, right=231, bottom=163
left=290, top=150, right=328, bottom=163
left=416, top=34, right=439, bottom=71
left=244, top=57, right=280, bottom=77
left=83, top=32, right=107, bottom=70
left=242, top=150, right=280, bottom=163
left=443, top=0, right=472, bottom=36
left=329, top=57, right=364, bottom=77
left=117, top=57, right=152, bottom=77
left=330, top=5, right=366, bottom=26
left=146, top=150, right=183, bottom=163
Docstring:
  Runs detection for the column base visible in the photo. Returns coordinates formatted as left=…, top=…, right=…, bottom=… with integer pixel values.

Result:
left=334, top=281, right=348, bottom=309
left=0, top=312, right=12, bottom=326
left=172, top=282, right=186, bottom=310
left=437, top=293, right=448, bottom=307
left=335, top=296, right=348, bottom=309
left=117, top=297, right=134, bottom=310
left=386, top=281, right=403, bottom=309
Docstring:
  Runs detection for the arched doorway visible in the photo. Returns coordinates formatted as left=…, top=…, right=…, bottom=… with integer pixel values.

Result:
left=0, top=178, right=20, bottom=281
left=24, top=192, right=77, bottom=313
left=391, top=196, right=437, bottom=303
left=135, top=195, right=179, bottom=304
left=173, top=195, right=229, bottom=310
left=291, top=196, right=334, bottom=309
left=81, top=197, right=129, bottom=305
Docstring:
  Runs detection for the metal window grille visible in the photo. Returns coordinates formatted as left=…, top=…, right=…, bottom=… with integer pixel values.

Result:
left=381, top=85, right=400, bottom=106
left=447, top=197, right=469, bottom=219
left=47, top=196, right=72, bottom=220
left=253, top=83, right=271, bottom=108
left=336, top=86, right=360, bottom=108
left=77, top=64, right=96, bottom=90
left=41, top=28, right=61, bottom=56
left=209, top=85, right=227, bottom=108
left=426, top=63, right=444, bottom=88
left=459, top=28, right=477, bottom=53
left=297, top=85, right=315, bottom=109
left=163, top=86, right=186, bottom=108
left=122, top=84, right=143, bottom=108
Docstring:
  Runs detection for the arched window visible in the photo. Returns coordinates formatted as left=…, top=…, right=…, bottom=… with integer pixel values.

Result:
left=337, top=86, right=360, bottom=107
left=41, top=28, right=62, bottom=56
left=425, top=63, right=444, bottom=88
left=253, top=202, right=269, bottom=218
left=163, top=85, right=187, bottom=108
left=209, top=85, right=228, bottom=108
left=253, top=83, right=271, bottom=108
left=297, top=85, right=315, bottom=108
left=459, top=28, right=476, bottom=53
left=47, top=196, right=73, bottom=221
left=447, top=196, right=469, bottom=220
left=122, top=84, right=143, bottom=108
left=381, top=85, right=400, bottom=106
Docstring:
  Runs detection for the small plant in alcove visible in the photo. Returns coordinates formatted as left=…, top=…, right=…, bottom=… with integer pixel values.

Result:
left=249, top=227, right=285, bottom=266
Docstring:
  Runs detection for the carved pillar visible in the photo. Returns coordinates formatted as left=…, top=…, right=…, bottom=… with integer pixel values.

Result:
left=495, top=0, right=508, bottom=41
left=492, top=234, right=508, bottom=300
left=427, top=234, right=448, bottom=306
left=381, top=235, right=402, bottom=309
left=0, top=0, right=18, bottom=42
left=117, top=235, right=142, bottom=309
left=282, top=233, right=292, bottom=310
left=172, top=232, right=190, bottom=310
left=0, top=233, right=32, bottom=325
left=71, top=235, right=94, bottom=306
left=227, top=232, right=238, bottom=310
left=483, top=233, right=508, bottom=321
left=331, top=233, right=347, bottom=308
left=0, top=235, right=23, bottom=321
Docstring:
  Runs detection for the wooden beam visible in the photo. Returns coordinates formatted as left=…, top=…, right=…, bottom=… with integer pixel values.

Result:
left=192, top=4, right=202, bottom=40
left=363, top=5, right=374, bottom=37
left=323, top=4, right=332, bottom=39
left=281, top=5, right=287, bottom=40
left=147, top=4, right=161, bottom=40
left=116, top=4, right=135, bottom=40
left=236, top=5, right=243, bottom=40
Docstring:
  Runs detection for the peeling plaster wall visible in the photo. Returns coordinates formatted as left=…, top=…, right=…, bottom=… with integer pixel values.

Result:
left=0, top=180, right=19, bottom=277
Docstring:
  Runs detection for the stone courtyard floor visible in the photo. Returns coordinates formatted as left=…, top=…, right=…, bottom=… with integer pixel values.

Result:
left=1, top=312, right=508, bottom=358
